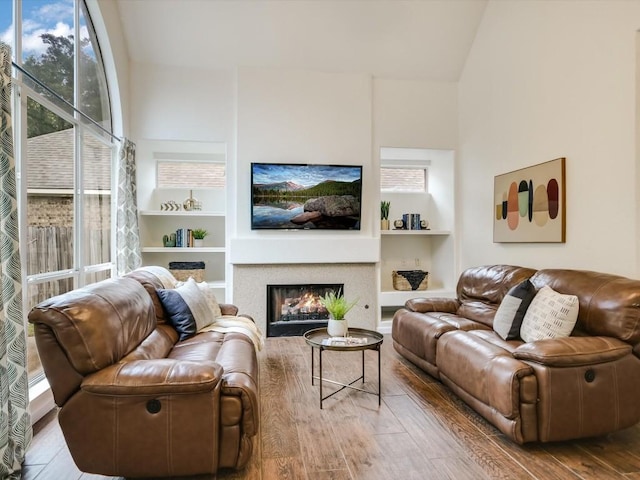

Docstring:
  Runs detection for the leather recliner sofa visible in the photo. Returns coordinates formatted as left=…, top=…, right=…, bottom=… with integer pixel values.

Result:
left=392, top=264, right=640, bottom=444
left=28, top=267, right=259, bottom=478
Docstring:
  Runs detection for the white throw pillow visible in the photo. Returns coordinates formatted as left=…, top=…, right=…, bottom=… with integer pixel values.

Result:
left=175, top=278, right=222, bottom=321
left=194, top=281, right=222, bottom=321
left=520, top=285, right=579, bottom=342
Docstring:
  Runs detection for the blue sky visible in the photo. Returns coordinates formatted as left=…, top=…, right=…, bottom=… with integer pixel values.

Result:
left=252, top=163, right=362, bottom=187
left=0, top=0, right=88, bottom=58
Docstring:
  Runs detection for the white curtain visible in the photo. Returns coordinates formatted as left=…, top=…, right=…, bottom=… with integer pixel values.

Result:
left=116, top=138, right=142, bottom=274
left=0, top=42, right=31, bottom=478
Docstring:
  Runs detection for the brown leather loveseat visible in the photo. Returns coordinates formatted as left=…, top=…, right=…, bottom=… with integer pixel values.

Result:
left=28, top=266, right=260, bottom=478
left=392, top=265, right=640, bottom=444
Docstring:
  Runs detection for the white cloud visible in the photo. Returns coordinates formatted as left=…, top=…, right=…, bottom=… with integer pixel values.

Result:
left=32, top=0, right=73, bottom=24
left=0, top=25, right=13, bottom=46
left=20, top=0, right=74, bottom=57
left=22, top=21, right=73, bottom=57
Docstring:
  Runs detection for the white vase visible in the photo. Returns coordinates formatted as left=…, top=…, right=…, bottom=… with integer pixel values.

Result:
left=194, top=239, right=204, bottom=247
left=327, top=318, right=348, bottom=337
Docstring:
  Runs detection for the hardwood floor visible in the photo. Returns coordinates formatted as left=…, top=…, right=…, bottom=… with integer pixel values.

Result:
left=22, top=334, right=640, bottom=480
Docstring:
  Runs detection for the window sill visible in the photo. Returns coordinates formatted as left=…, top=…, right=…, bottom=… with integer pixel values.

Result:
left=29, top=379, right=55, bottom=424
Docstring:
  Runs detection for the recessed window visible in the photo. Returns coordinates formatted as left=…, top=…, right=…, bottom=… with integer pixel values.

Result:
left=380, top=147, right=431, bottom=193
left=157, top=161, right=226, bottom=189
left=381, top=167, right=427, bottom=193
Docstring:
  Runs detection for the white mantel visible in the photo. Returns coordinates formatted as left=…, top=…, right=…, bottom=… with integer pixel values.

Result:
left=229, top=236, right=380, bottom=264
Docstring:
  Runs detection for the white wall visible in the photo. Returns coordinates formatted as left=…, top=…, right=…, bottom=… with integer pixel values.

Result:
left=373, top=79, right=458, bottom=293
left=90, top=0, right=131, bottom=137
left=231, top=67, right=378, bottom=263
left=458, top=0, right=640, bottom=277
left=130, top=63, right=235, bottom=143
left=373, top=78, right=458, bottom=150
left=129, top=62, right=236, bottom=234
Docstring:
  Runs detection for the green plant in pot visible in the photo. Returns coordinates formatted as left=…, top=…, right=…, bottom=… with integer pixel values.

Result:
left=192, top=228, right=208, bottom=247
left=320, top=290, right=358, bottom=337
left=380, top=200, right=391, bottom=230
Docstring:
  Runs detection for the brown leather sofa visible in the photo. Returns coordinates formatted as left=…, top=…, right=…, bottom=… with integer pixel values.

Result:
left=392, top=264, right=640, bottom=444
left=28, top=267, right=259, bottom=478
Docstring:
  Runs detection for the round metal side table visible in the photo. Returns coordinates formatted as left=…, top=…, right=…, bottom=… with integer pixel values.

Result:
left=303, top=327, right=383, bottom=409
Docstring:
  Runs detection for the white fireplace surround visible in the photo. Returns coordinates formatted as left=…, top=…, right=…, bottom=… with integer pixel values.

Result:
left=232, top=263, right=378, bottom=335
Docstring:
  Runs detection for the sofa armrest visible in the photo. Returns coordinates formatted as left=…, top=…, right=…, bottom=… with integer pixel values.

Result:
left=220, top=303, right=239, bottom=316
left=216, top=335, right=260, bottom=437
left=81, top=359, right=223, bottom=395
left=513, top=336, right=632, bottom=367
left=405, top=297, right=460, bottom=314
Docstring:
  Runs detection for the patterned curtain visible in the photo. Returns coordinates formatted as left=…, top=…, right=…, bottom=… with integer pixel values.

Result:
left=0, top=43, right=31, bottom=478
left=116, top=138, right=142, bottom=274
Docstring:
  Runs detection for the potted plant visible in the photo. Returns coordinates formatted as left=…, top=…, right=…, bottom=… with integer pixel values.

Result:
left=192, top=228, right=208, bottom=247
left=319, top=290, right=358, bottom=337
left=381, top=201, right=390, bottom=230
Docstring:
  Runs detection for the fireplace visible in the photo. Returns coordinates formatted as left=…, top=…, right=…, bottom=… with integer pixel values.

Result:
left=267, top=283, right=344, bottom=337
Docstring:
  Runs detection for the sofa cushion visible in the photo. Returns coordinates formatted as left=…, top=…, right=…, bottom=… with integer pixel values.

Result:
left=157, top=278, right=216, bottom=340
left=493, top=279, right=537, bottom=340
left=28, top=277, right=156, bottom=375
left=392, top=309, right=490, bottom=369
left=124, top=266, right=177, bottom=324
left=531, top=268, right=640, bottom=344
left=177, top=280, right=222, bottom=320
left=437, top=330, right=536, bottom=419
left=520, top=286, right=579, bottom=342
left=456, top=265, right=537, bottom=327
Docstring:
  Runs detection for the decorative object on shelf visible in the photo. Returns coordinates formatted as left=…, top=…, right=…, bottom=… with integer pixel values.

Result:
left=401, top=213, right=422, bottom=230
left=319, top=289, right=358, bottom=337
left=183, top=190, right=199, bottom=211
left=160, top=200, right=181, bottom=211
left=192, top=228, right=208, bottom=248
left=169, top=261, right=205, bottom=282
left=380, top=201, right=390, bottom=230
left=494, top=157, right=566, bottom=243
left=420, top=219, right=430, bottom=230
left=162, top=233, right=177, bottom=247
left=392, top=270, right=429, bottom=291
left=393, top=219, right=404, bottom=229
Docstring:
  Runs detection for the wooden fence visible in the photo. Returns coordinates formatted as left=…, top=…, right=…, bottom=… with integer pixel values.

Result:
left=26, top=226, right=110, bottom=308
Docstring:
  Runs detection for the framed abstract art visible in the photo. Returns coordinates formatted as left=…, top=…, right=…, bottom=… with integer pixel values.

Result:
left=494, top=157, right=566, bottom=243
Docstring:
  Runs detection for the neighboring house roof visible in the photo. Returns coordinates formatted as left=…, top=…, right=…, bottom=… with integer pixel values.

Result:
left=27, top=128, right=112, bottom=191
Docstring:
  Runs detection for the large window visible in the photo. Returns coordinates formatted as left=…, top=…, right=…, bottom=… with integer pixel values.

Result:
left=1, top=0, right=116, bottom=387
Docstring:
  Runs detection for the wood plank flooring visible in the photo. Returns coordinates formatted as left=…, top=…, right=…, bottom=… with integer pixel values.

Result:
left=22, top=334, right=640, bottom=479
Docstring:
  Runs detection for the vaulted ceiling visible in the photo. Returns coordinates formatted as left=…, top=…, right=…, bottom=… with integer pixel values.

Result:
left=115, top=0, right=488, bottom=82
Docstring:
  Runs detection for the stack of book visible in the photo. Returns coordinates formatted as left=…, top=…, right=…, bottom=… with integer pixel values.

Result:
left=175, top=228, right=194, bottom=247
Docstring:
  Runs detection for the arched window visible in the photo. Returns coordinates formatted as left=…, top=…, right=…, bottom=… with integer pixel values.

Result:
left=0, top=0, right=117, bottom=396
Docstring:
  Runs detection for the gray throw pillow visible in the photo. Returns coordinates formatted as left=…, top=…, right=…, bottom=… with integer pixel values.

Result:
left=493, top=279, right=537, bottom=340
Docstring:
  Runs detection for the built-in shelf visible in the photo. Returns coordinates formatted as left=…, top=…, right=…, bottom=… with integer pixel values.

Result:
left=141, top=247, right=226, bottom=253
left=139, top=210, right=225, bottom=217
left=380, top=229, right=450, bottom=236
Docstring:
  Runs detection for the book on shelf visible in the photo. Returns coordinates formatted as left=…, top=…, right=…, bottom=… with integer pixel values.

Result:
left=175, top=228, right=195, bottom=247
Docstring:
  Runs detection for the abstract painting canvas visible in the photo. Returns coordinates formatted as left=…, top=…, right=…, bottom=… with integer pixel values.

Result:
left=494, top=157, right=566, bottom=243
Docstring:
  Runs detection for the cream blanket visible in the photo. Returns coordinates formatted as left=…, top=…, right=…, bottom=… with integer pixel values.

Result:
left=137, top=265, right=177, bottom=289
left=199, top=315, right=265, bottom=351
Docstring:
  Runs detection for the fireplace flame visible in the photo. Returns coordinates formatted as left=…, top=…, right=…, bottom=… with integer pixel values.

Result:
left=282, top=292, right=328, bottom=316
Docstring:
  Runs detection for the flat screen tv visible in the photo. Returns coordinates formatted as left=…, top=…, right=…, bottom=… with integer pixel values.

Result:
left=251, top=162, right=363, bottom=230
